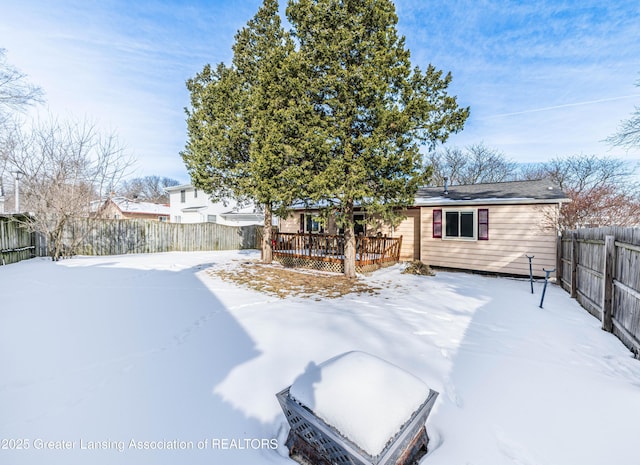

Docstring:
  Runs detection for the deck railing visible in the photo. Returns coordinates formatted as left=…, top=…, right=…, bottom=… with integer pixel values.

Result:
left=273, top=232, right=402, bottom=268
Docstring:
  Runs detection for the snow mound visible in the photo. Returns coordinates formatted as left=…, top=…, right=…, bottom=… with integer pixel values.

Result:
left=288, top=351, right=431, bottom=457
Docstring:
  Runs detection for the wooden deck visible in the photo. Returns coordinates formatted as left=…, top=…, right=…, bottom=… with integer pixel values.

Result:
left=273, top=233, right=402, bottom=273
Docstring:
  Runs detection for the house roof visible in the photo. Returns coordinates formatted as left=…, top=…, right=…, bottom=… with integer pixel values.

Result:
left=218, top=204, right=264, bottom=220
left=219, top=212, right=264, bottom=221
left=164, top=184, right=193, bottom=193
left=180, top=206, right=208, bottom=212
left=415, top=179, right=570, bottom=206
left=109, top=197, right=170, bottom=215
left=289, top=179, right=569, bottom=211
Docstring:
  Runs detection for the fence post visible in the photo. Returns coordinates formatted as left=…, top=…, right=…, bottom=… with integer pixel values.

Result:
left=556, top=234, right=563, bottom=288
left=570, top=232, right=578, bottom=299
left=602, top=235, right=615, bottom=333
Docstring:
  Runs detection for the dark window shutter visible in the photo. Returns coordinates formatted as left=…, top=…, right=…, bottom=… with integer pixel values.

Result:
left=433, top=209, right=442, bottom=238
left=478, top=209, right=489, bottom=240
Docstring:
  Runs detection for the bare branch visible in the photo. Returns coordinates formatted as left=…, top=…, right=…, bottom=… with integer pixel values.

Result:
left=427, top=142, right=517, bottom=185
left=607, top=78, right=640, bottom=150
left=118, top=176, right=179, bottom=203
left=0, top=49, right=44, bottom=126
left=520, top=154, right=640, bottom=229
left=3, top=114, right=135, bottom=259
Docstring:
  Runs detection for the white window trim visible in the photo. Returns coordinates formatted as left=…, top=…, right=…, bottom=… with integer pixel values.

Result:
left=302, top=213, right=324, bottom=234
left=442, top=208, right=477, bottom=241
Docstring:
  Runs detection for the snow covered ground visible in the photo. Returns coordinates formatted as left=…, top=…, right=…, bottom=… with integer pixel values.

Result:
left=1, top=250, right=639, bottom=465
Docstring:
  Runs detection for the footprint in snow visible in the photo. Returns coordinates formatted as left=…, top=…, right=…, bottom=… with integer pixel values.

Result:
left=496, top=430, right=545, bottom=465
left=444, top=379, right=463, bottom=408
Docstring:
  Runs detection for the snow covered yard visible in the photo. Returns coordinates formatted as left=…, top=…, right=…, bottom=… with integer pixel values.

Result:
left=1, top=250, right=639, bottom=465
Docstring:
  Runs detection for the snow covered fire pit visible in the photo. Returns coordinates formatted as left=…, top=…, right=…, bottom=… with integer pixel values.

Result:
left=276, top=351, right=438, bottom=465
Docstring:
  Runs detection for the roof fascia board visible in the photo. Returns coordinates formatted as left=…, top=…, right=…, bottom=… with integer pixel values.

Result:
left=415, top=197, right=570, bottom=207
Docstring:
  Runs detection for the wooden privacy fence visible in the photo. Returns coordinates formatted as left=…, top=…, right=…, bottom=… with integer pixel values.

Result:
left=0, top=214, right=36, bottom=265
left=273, top=232, right=402, bottom=273
left=1, top=216, right=259, bottom=265
left=558, top=227, right=640, bottom=357
left=60, top=218, right=259, bottom=256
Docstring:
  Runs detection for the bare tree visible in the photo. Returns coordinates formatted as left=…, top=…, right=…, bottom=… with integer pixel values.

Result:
left=0, top=48, right=44, bottom=123
left=118, top=175, right=179, bottom=203
left=518, top=154, right=640, bottom=229
left=4, top=115, right=134, bottom=260
left=607, top=78, right=640, bottom=150
left=1, top=49, right=45, bottom=202
left=428, top=143, right=517, bottom=185
left=560, top=185, right=640, bottom=229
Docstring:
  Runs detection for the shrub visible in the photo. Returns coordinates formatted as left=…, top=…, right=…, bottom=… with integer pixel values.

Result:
left=402, top=260, right=434, bottom=276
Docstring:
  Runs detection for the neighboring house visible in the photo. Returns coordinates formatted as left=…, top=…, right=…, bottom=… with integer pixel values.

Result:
left=279, top=179, right=570, bottom=277
left=164, top=184, right=264, bottom=226
left=95, top=196, right=170, bottom=222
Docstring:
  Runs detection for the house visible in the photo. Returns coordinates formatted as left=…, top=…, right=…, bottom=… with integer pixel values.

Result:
left=95, top=197, right=170, bottom=222
left=164, top=184, right=264, bottom=226
left=279, top=179, right=570, bottom=277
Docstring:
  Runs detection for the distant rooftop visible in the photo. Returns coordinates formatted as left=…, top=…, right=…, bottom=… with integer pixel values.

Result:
left=109, top=197, right=170, bottom=215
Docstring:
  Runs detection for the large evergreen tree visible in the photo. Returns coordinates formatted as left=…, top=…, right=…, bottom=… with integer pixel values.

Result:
left=182, top=0, right=315, bottom=262
left=286, top=0, right=469, bottom=277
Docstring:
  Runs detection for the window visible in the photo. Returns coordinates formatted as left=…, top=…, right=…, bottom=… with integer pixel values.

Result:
left=180, top=190, right=186, bottom=203
left=478, top=209, right=489, bottom=240
left=300, top=213, right=323, bottom=233
left=174, top=215, right=182, bottom=223
left=207, top=215, right=217, bottom=223
left=158, top=216, right=168, bottom=222
left=445, top=211, right=474, bottom=238
left=432, top=210, right=442, bottom=238
left=194, top=189, right=198, bottom=198
left=354, top=213, right=366, bottom=236
left=432, top=208, right=490, bottom=241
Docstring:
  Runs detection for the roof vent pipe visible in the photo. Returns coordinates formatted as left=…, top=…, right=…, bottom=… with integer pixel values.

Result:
left=443, top=177, right=449, bottom=195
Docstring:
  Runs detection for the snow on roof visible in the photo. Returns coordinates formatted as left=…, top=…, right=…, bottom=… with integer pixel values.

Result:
left=219, top=205, right=264, bottom=219
left=110, top=197, right=169, bottom=215
left=163, top=183, right=192, bottom=192
left=289, top=351, right=431, bottom=457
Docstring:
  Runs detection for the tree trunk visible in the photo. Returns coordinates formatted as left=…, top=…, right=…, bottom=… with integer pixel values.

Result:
left=343, top=200, right=356, bottom=279
left=262, top=204, right=273, bottom=264
left=50, top=218, right=66, bottom=261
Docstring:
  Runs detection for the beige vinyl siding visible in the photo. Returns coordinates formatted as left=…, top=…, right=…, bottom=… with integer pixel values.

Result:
left=421, top=204, right=559, bottom=277
left=378, top=208, right=420, bottom=261
left=279, top=211, right=340, bottom=234
left=279, top=214, right=301, bottom=233
left=98, top=201, right=122, bottom=219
